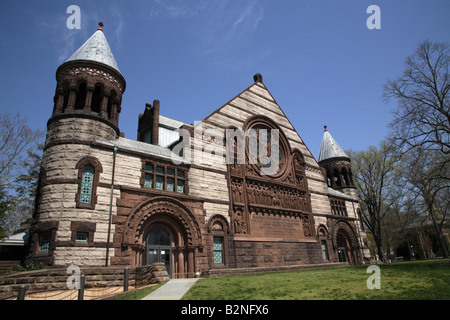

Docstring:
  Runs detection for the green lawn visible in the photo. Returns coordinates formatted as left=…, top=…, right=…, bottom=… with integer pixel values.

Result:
left=182, top=260, right=450, bottom=300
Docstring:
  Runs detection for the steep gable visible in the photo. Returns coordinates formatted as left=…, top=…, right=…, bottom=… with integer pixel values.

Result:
left=200, top=75, right=320, bottom=170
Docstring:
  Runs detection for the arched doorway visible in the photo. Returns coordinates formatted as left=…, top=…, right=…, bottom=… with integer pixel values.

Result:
left=121, top=197, right=203, bottom=278
left=144, top=226, right=172, bottom=277
left=336, top=232, right=349, bottom=263
left=332, top=220, right=360, bottom=265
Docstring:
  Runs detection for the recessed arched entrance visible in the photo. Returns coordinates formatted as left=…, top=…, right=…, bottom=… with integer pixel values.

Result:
left=144, top=226, right=172, bottom=277
left=332, top=220, right=360, bottom=265
left=121, top=197, right=203, bottom=278
left=336, top=232, right=350, bottom=263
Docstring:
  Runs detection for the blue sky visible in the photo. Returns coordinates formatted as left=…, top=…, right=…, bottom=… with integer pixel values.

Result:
left=0, top=0, right=449, bottom=159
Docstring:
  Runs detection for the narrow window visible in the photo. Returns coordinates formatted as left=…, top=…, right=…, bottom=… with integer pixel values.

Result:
left=155, top=166, right=164, bottom=190
left=39, top=233, right=51, bottom=251
left=74, top=82, right=87, bottom=110
left=91, top=84, right=103, bottom=114
left=321, top=240, right=328, bottom=261
left=213, top=237, right=224, bottom=264
left=177, top=170, right=185, bottom=193
left=80, top=165, right=94, bottom=203
left=144, top=163, right=153, bottom=188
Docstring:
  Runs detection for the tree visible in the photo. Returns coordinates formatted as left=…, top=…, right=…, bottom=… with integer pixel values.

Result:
left=384, top=40, right=449, bottom=156
left=0, top=113, right=44, bottom=236
left=348, top=141, right=400, bottom=262
left=0, top=186, right=11, bottom=240
left=399, top=148, right=449, bottom=258
left=4, top=145, right=44, bottom=235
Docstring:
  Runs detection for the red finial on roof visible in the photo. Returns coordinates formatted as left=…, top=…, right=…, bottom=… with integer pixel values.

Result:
left=98, top=21, right=104, bottom=31
left=324, top=125, right=328, bottom=132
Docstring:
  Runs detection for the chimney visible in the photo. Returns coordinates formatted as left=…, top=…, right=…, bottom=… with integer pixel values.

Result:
left=151, top=100, right=160, bottom=145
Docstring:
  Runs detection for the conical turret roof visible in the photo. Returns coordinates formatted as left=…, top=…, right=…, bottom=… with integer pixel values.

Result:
left=66, top=22, right=120, bottom=73
left=318, top=126, right=350, bottom=162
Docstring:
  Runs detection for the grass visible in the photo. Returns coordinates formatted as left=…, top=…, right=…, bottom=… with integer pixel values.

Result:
left=182, top=260, right=450, bottom=300
left=107, top=281, right=167, bottom=300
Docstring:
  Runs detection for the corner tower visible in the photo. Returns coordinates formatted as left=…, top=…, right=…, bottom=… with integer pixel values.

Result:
left=29, top=23, right=126, bottom=267
left=318, top=126, right=356, bottom=197
left=48, top=22, right=126, bottom=143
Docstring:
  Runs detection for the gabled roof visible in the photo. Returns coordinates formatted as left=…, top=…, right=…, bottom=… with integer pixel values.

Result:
left=66, top=23, right=120, bottom=73
left=318, top=127, right=349, bottom=162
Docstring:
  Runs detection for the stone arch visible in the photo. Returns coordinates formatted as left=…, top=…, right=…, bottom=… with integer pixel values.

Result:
left=317, top=224, right=329, bottom=238
left=207, top=215, right=230, bottom=234
left=332, top=220, right=358, bottom=249
left=242, top=115, right=292, bottom=180
left=332, top=220, right=360, bottom=264
left=121, top=197, right=203, bottom=277
left=122, top=197, right=202, bottom=247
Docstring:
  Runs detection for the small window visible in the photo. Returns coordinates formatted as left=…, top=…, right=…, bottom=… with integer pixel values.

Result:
left=167, top=177, right=174, bottom=191
left=76, top=232, right=88, bottom=242
left=155, top=176, right=164, bottom=190
left=321, top=240, right=328, bottom=261
left=213, top=237, right=224, bottom=264
left=144, top=174, right=153, bottom=188
left=39, top=233, right=51, bottom=251
left=177, top=180, right=184, bottom=193
left=142, top=163, right=186, bottom=194
left=80, top=165, right=94, bottom=203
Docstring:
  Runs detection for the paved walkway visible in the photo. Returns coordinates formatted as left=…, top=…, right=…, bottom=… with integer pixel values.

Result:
left=141, top=278, right=199, bottom=300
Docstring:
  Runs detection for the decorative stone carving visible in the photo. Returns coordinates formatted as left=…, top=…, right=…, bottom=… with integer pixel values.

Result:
left=233, top=206, right=247, bottom=234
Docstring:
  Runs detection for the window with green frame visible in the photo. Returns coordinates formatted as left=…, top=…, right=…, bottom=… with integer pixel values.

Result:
left=39, top=233, right=51, bottom=251
left=80, top=165, right=94, bottom=203
left=76, top=232, right=88, bottom=242
left=143, top=163, right=186, bottom=194
left=213, top=237, right=224, bottom=264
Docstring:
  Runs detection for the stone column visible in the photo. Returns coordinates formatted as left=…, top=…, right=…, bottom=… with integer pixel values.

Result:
left=65, top=86, right=77, bottom=113
left=177, top=248, right=185, bottom=279
left=54, top=90, right=64, bottom=115
left=83, top=86, right=94, bottom=115
left=187, top=247, right=194, bottom=278
left=99, top=93, right=109, bottom=119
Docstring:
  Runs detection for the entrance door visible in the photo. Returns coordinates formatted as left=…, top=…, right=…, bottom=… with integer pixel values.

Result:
left=337, top=235, right=347, bottom=263
left=146, top=227, right=172, bottom=277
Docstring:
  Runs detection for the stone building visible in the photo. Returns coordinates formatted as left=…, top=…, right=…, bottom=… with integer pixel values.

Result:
left=28, top=23, right=369, bottom=278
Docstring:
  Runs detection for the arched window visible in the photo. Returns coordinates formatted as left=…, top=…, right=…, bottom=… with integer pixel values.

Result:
left=80, top=165, right=94, bottom=204
left=91, top=84, right=103, bottom=114
left=334, top=169, right=342, bottom=187
left=76, top=156, right=102, bottom=209
left=74, top=81, right=87, bottom=110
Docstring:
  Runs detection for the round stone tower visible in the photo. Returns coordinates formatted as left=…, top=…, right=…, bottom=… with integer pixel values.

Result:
left=28, top=23, right=126, bottom=266
left=318, top=126, right=357, bottom=198
left=48, top=22, right=125, bottom=144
